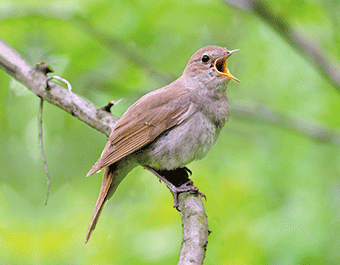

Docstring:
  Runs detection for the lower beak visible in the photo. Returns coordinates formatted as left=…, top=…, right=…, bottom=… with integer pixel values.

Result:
left=214, top=49, right=240, bottom=82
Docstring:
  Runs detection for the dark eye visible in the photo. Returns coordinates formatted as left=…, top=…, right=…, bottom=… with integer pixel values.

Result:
left=201, top=54, right=210, bottom=63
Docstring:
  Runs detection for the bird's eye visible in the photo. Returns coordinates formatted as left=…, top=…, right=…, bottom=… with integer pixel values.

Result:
left=201, top=55, right=210, bottom=63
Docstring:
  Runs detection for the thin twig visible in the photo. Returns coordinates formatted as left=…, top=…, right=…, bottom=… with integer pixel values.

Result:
left=71, top=15, right=175, bottom=85
left=37, top=75, right=74, bottom=205
left=46, top=75, right=73, bottom=91
left=38, top=98, right=51, bottom=205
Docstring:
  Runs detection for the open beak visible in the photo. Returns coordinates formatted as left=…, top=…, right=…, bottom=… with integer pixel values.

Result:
left=214, top=49, right=240, bottom=82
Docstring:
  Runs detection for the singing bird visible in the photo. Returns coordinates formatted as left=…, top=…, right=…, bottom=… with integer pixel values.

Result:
left=85, top=46, right=240, bottom=243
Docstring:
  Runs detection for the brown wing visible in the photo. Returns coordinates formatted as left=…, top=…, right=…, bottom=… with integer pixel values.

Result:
left=87, top=83, right=191, bottom=176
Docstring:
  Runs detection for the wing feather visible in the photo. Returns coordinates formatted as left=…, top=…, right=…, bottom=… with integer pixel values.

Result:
left=87, top=84, right=191, bottom=176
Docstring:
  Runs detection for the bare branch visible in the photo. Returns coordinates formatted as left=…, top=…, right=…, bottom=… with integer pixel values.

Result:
left=231, top=102, right=340, bottom=145
left=71, top=15, right=175, bottom=85
left=0, top=38, right=117, bottom=137
left=223, top=0, right=340, bottom=93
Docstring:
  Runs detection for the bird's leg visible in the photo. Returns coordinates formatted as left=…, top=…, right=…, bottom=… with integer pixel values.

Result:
left=143, top=165, right=206, bottom=208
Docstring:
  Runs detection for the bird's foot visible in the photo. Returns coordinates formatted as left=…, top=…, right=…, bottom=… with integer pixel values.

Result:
left=143, top=165, right=206, bottom=209
left=170, top=180, right=206, bottom=209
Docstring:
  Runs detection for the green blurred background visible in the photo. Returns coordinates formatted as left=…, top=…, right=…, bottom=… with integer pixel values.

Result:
left=1, top=0, right=340, bottom=264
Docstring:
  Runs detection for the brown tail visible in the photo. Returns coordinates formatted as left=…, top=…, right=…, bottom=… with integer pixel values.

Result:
left=85, top=165, right=116, bottom=244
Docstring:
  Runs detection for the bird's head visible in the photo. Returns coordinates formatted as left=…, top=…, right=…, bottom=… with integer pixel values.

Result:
left=183, top=46, right=240, bottom=88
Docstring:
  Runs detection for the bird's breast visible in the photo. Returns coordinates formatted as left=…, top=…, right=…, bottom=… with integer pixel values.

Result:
left=138, top=110, right=224, bottom=170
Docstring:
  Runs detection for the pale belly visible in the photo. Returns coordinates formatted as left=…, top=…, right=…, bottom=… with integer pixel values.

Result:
left=138, top=112, right=223, bottom=170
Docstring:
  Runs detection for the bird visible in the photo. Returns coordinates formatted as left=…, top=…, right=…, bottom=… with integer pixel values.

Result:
left=84, top=46, right=240, bottom=243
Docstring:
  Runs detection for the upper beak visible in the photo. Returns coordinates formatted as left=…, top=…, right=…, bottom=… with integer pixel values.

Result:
left=214, top=49, right=240, bottom=82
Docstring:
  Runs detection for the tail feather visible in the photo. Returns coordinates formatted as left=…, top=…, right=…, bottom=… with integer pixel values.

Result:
left=85, top=158, right=135, bottom=244
left=86, top=160, right=105, bottom=177
left=85, top=166, right=115, bottom=244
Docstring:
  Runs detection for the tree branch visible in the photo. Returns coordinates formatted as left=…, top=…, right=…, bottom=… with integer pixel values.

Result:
left=231, top=102, right=340, bottom=145
left=223, top=0, right=340, bottom=94
left=178, top=192, right=209, bottom=265
left=70, top=15, right=175, bottom=85
left=0, top=38, right=116, bottom=137
left=0, top=38, right=209, bottom=264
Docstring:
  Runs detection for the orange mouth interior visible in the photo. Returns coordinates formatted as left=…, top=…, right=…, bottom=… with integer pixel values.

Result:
left=214, top=50, right=240, bottom=82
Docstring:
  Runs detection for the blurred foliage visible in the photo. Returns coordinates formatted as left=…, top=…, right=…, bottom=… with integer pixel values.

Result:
left=1, top=0, right=340, bottom=264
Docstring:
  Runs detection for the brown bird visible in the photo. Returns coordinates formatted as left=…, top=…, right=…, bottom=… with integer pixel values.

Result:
left=85, top=46, right=240, bottom=243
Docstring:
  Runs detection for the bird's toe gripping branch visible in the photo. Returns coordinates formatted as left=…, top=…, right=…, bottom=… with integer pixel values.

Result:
left=143, top=165, right=206, bottom=209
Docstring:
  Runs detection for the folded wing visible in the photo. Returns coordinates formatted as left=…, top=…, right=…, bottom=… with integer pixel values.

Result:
left=87, top=84, right=191, bottom=176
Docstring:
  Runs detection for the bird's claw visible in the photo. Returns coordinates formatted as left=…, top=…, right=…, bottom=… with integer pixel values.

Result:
left=143, top=165, right=206, bottom=210
left=170, top=181, right=206, bottom=209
